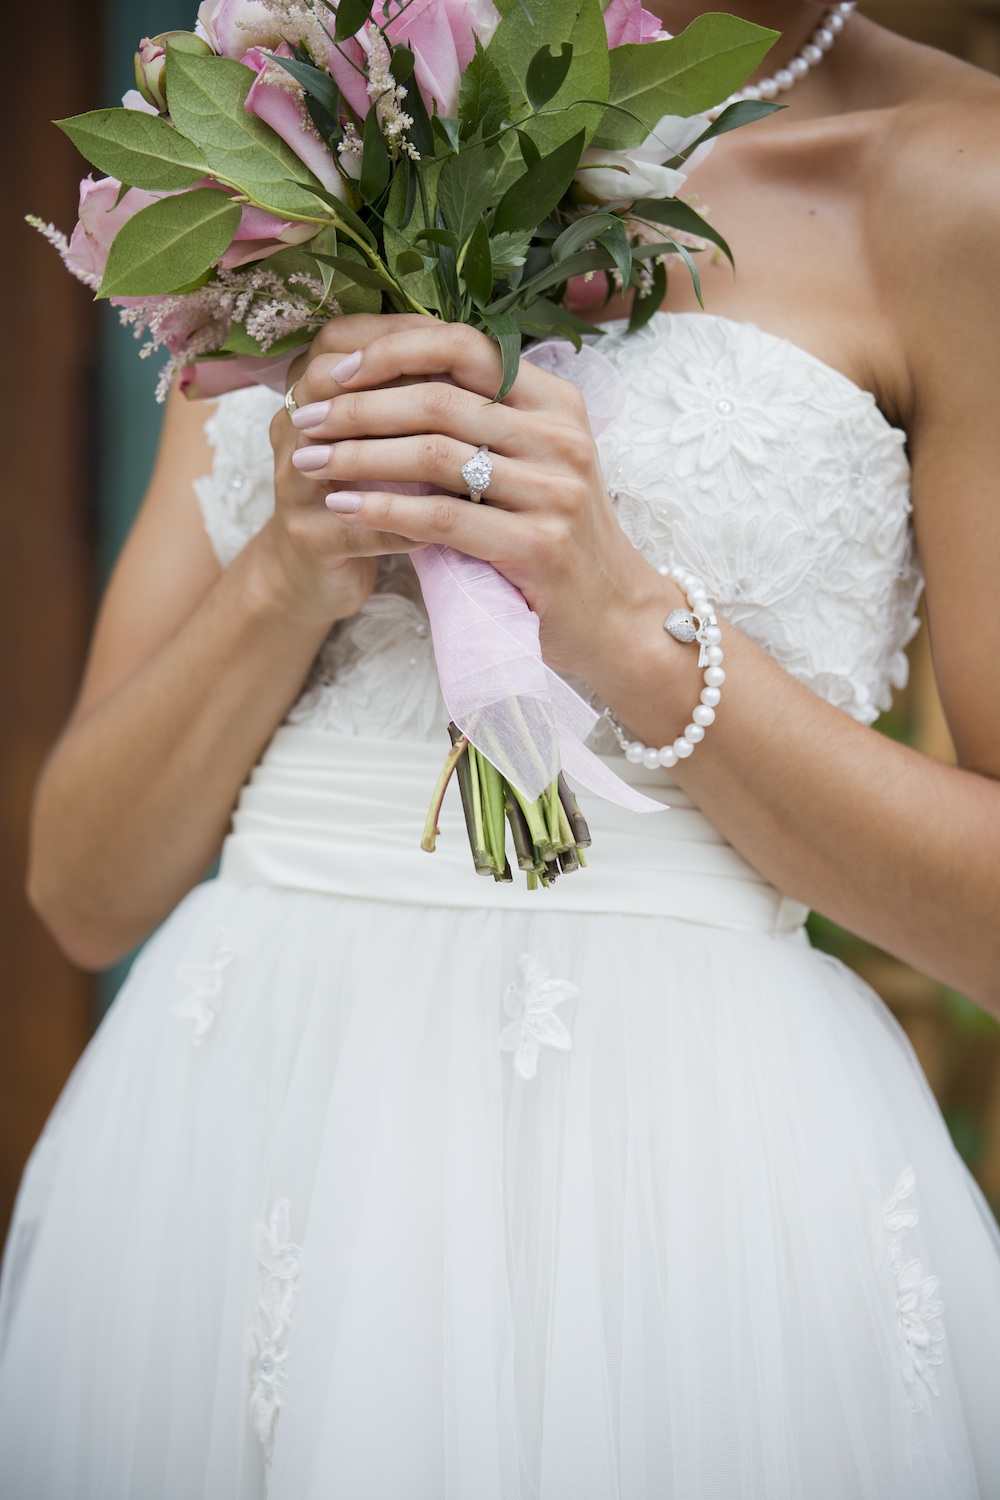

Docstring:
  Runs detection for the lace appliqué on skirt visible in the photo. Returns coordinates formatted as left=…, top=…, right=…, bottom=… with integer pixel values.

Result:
left=500, top=953, right=577, bottom=1081
left=172, top=928, right=235, bottom=1044
left=881, top=1166, right=946, bottom=1414
left=248, top=1198, right=302, bottom=1476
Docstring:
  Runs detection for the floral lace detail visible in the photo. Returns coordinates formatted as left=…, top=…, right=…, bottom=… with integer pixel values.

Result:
left=596, top=314, right=922, bottom=727
left=194, top=316, right=923, bottom=742
left=288, top=558, right=447, bottom=737
left=172, top=927, right=235, bottom=1043
left=193, top=386, right=282, bottom=567
left=881, top=1166, right=946, bottom=1413
left=248, top=1198, right=302, bottom=1476
left=500, top=953, right=577, bottom=1081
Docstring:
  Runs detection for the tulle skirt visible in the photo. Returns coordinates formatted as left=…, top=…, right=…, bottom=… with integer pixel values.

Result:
left=2, top=734, right=999, bottom=1498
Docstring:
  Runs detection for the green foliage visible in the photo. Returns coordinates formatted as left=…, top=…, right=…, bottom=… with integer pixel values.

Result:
left=56, top=110, right=208, bottom=191
left=493, top=130, right=587, bottom=236
left=526, top=42, right=575, bottom=111
left=486, top=0, right=609, bottom=189
left=592, top=14, right=779, bottom=150
left=459, top=37, right=511, bottom=142
left=98, top=186, right=241, bottom=297
left=332, top=0, right=374, bottom=42
left=164, top=44, right=327, bottom=219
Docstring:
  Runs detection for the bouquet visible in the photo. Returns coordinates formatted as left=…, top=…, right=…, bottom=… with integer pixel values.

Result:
left=34, top=0, right=778, bottom=888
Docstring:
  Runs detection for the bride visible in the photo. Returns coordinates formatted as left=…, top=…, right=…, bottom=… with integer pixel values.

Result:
left=3, top=1, right=999, bottom=1495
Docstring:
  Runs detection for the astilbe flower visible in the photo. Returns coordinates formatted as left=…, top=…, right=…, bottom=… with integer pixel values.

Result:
left=117, top=264, right=334, bottom=400
left=24, top=217, right=101, bottom=291
left=364, top=25, right=419, bottom=160
left=240, top=0, right=333, bottom=62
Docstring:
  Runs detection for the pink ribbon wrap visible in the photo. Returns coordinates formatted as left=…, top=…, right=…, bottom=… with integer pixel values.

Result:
left=412, top=341, right=664, bottom=814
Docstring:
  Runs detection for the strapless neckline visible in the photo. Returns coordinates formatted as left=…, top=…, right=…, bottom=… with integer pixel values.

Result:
left=596, top=310, right=908, bottom=457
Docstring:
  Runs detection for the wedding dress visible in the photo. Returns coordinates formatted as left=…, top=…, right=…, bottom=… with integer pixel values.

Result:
left=2, top=312, right=999, bottom=1499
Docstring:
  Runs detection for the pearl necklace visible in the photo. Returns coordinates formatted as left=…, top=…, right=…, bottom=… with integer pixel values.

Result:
left=708, top=1, right=857, bottom=116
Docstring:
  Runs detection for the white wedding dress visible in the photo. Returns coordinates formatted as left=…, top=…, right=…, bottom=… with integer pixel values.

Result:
left=2, top=312, right=999, bottom=1499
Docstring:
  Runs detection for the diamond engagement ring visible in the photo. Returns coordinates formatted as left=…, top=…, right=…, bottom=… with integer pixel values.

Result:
left=461, top=444, right=493, bottom=503
left=284, top=381, right=300, bottom=419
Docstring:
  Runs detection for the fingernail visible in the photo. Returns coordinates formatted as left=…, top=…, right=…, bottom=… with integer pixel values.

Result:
left=330, top=350, right=362, bottom=384
left=325, top=491, right=362, bottom=514
left=291, top=401, right=330, bottom=430
left=291, top=445, right=331, bottom=472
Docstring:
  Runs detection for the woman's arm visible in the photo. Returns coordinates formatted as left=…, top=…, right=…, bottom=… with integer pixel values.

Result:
left=28, top=351, right=408, bottom=970
left=284, top=211, right=1000, bottom=1014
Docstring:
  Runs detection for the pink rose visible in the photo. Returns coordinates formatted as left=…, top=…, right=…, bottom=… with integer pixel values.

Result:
left=243, top=46, right=346, bottom=196
left=603, top=0, right=669, bottom=48
left=179, top=348, right=297, bottom=400
left=218, top=205, right=317, bottom=269
left=196, top=0, right=280, bottom=59
left=64, top=175, right=164, bottom=285
left=374, top=0, right=500, bottom=118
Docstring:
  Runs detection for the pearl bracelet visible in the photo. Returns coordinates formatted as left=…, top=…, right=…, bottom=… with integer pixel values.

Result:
left=605, top=565, right=725, bottom=770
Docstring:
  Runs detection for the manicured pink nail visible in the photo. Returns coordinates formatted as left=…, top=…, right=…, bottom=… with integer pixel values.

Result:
left=291, top=445, right=331, bottom=472
left=330, top=350, right=362, bottom=384
left=291, top=401, right=330, bottom=429
left=325, top=491, right=363, bottom=514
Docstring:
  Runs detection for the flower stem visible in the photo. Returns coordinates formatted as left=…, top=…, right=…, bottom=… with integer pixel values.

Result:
left=421, top=732, right=469, bottom=852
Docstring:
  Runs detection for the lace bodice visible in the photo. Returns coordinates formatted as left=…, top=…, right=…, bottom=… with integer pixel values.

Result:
left=193, top=312, right=922, bottom=740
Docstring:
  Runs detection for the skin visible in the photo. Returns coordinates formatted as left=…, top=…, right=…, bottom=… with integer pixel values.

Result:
left=27, top=4, right=1000, bottom=1014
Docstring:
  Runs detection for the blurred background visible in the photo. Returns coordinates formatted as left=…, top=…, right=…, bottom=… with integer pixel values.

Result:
left=2, top=0, right=999, bottom=1237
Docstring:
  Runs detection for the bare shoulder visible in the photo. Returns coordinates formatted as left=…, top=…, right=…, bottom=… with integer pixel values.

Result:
left=853, top=25, right=1000, bottom=421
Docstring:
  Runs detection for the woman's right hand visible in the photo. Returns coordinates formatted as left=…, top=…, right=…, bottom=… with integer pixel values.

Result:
left=263, top=314, right=427, bottom=628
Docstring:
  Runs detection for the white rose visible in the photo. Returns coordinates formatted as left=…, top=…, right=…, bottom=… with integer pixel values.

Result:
left=575, top=112, right=714, bottom=204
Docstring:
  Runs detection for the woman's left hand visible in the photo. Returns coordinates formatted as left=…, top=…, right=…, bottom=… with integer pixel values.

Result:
left=287, top=314, right=667, bottom=683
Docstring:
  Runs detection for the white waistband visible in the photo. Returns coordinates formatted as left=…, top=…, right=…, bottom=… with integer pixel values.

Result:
left=218, top=728, right=808, bottom=934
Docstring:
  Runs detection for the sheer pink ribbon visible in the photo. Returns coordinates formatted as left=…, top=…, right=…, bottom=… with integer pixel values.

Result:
left=411, top=341, right=664, bottom=812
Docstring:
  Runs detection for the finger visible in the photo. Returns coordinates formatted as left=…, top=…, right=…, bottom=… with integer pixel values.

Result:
left=292, top=433, right=568, bottom=513
left=323, top=487, right=521, bottom=562
left=288, top=504, right=422, bottom=559
left=288, top=314, right=434, bottom=411
left=291, top=382, right=578, bottom=462
left=327, top=323, right=570, bottom=412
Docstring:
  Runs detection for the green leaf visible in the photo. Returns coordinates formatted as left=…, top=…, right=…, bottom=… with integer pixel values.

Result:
left=591, top=15, right=779, bottom=150
left=516, top=297, right=605, bottom=338
left=438, top=146, right=499, bottom=245
left=312, top=252, right=398, bottom=294
left=267, top=53, right=340, bottom=120
left=395, top=248, right=427, bottom=275
left=458, top=36, right=511, bottom=142
left=630, top=196, right=733, bottom=266
left=628, top=254, right=667, bottom=333
left=516, top=130, right=541, bottom=168
left=163, top=45, right=327, bottom=219
left=492, top=130, right=586, bottom=236
left=414, top=227, right=459, bottom=248
left=383, top=157, right=444, bottom=312
left=333, top=0, right=374, bottom=42
left=390, top=44, right=416, bottom=85
left=431, top=114, right=462, bottom=155
left=56, top=109, right=208, bottom=191
left=682, top=96, right=784, bottom=150
left=596, top=220, right=632, bottom=286
left=478, top=308, right=522, bottom=401
left=552, top=210, right=620, bottom=263
left=492, top=243, right=614, bottom=311
left=526, top=41, right=574, bottom=111
left=98, top=185, right=240, bottom=298
left=463, top=218, right=493, bottom=306
left=486, top=0, right=609, bottom=188
left=665, top=235, right=703, bottom=306
left=488, top=229, right=532, bottom=279
left=359, top=108, right=390, bottom=202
